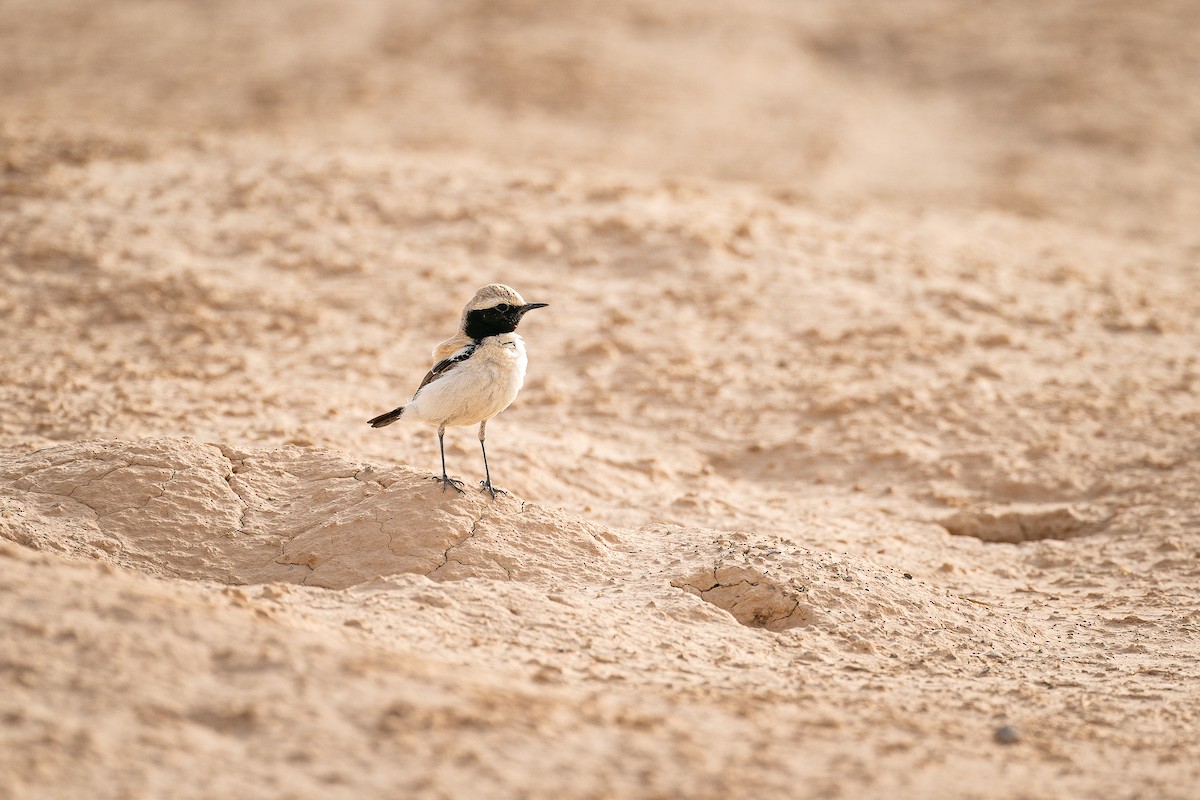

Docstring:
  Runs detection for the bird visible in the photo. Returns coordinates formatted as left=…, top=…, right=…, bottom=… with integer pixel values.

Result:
left=367, top=284, right=548, bottom=498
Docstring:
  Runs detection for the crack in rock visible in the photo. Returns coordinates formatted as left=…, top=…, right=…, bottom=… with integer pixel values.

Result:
left=64, top=463, right=129, bottom=506
left=672, top=565, right=811, bottom=633
left=424, top=504, right=514, bottom=580
left=211, top=446, right=250, bottom=535
left=427, top=506, right=487, bottom=579
left=94, top=468, right=177, bottom=519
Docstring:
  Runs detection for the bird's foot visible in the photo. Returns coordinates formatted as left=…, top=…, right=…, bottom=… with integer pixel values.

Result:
left=429, top=474, right=466, bottom=494
left=479, top=480, right=508, bottom=500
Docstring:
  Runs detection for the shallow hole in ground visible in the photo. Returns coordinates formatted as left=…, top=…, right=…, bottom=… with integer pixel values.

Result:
left=939, top=503, right=1113, bottom=543
left=672, top=565, right=816, bottom=633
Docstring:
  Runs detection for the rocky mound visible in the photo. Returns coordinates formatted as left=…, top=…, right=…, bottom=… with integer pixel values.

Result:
left=1, top=438, right=612, bottom=590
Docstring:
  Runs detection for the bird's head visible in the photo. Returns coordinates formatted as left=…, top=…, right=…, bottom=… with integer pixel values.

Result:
left=461, top=284, right=548, bottom=340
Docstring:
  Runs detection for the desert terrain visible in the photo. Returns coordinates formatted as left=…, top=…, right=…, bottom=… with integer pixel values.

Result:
left=2, top=1, right=1199, bottom=798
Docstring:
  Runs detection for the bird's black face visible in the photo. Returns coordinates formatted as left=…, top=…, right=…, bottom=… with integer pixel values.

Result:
left=464, top=301, right=549, bottom=340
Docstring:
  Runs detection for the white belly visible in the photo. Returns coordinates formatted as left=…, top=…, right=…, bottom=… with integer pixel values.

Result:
left=406, top=335, right=528, bottom=427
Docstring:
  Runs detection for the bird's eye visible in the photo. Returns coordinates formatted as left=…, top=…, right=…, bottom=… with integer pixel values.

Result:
left=494, top=303, right=510, bottom=312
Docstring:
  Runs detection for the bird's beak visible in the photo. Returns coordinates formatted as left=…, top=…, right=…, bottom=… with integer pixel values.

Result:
left=519, top=302, right=549, bottom=313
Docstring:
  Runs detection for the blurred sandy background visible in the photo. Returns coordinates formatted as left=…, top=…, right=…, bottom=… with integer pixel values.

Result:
left=3, top=1, right=1200, bottom=798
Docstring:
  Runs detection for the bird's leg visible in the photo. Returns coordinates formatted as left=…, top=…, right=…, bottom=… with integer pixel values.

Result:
left=432, top=424, right=465, bottom=494
left=478, top=420, right=507, bottom=499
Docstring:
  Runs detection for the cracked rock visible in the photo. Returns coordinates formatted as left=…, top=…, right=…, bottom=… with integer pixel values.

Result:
left=1, top=437, right=611, bottom=590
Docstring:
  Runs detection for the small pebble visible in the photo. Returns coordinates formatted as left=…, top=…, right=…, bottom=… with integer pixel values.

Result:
left=994, top=724, right=1020, bottom=745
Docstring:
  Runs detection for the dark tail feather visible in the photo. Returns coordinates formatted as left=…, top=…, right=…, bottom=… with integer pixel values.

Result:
left=367, top=407, right=405, bottom=428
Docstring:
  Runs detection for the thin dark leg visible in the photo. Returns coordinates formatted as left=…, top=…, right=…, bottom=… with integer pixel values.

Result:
left=435, top=425, right=465, bottom=494
left=478, top=420, right=506, bottom=499
left=480, top=438, right=497, bottom=499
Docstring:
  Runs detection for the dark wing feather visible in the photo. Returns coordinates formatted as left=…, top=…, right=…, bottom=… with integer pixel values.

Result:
left=414, top=344, right=476, bottom=395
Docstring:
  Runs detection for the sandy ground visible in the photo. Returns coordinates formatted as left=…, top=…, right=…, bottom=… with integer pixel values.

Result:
left=3, top=1, right=1200, bottom=798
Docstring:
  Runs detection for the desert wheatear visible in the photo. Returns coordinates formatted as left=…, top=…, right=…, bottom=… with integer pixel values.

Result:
left=368, top=284, right=548, bottom=498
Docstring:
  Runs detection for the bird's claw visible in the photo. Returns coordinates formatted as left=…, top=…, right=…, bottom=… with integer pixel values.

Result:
left=479, top=480, right=508, bottom=499
left=429, top=474, right=466, bottom=494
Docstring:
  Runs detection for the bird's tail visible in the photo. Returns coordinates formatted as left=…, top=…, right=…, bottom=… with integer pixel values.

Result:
left=367, top=407, right=405, bottom=428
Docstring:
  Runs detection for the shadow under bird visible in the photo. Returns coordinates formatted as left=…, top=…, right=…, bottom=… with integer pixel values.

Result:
left=367, top=284, right=548, bottom=498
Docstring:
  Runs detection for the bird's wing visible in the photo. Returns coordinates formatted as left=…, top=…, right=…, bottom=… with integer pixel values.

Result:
left=432, top=334, right=472, bottom=361
left=415, top=342, right=477, bottom=394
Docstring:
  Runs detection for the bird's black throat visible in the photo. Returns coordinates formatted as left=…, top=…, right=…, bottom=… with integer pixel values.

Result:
left=464, top=306, right=523, bottom=340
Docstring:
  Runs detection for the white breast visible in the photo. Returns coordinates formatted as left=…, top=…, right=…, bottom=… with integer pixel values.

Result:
left=405, top=334, right=529, bottom=427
